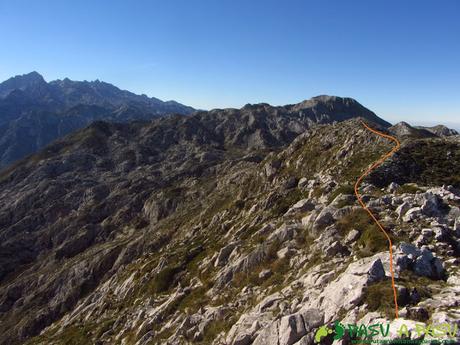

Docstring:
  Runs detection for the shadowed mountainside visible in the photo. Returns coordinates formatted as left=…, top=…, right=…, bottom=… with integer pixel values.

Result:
left=0, top=72, right=195, bottom=168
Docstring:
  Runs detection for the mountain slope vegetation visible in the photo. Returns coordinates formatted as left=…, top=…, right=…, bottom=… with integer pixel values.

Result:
left=0, top=96, right=459, bottom=345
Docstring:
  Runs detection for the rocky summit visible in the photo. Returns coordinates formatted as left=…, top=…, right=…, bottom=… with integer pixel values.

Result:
left=0, top=96, right=459, bottom=345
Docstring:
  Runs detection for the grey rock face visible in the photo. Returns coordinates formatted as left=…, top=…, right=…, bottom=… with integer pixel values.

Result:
left=300, top=255, right=386, bottom=322
left=403, top=207, right=422, bottom=222
left=258, top=293, right=284, bottom=313
left=285, top=198, right=316, bottom=215
left=264, top=158, right=282, bottom=179
left=259, top=269, right=272, bottom=280
left=420, top=193, right=442, bottom=217
left=268, top=223, right=299, bottom=242
left=252, top=320, right=279, bottom=345
left=387, top=182, right=400, bottom=193
left=279, top=314, right=307, bottom=345
left=312, top=209, right=335, bottom=232
left=249, top=310, right=324, bottom=345
left=397, top=243, right=445, bottom=279
left=345, top=229, right=360, bottom=244
left=300, top=309, right=324, bottom=331
left=232, top=333, right=253, bottom=345
left=277, top=247, right=297, bottom=259
left=324, top=240, right=349, bottom=257
left=214, top=245, right=268, bottom=288
left=214, top=242, right=239, bottom=267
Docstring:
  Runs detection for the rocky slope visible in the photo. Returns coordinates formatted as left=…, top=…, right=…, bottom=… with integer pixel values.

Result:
left=0, top=72, right=195, bottom=168
left=0, top=101, right=459, bottom=345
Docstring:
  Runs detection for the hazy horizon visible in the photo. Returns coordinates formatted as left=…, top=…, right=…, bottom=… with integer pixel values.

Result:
left=1, top=0, right=458, bottom=129
left=3, top=70, right=459, bottom=132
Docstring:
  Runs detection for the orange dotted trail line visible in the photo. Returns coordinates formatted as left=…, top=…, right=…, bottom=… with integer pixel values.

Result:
left=354, top=120, right=401, bottom=319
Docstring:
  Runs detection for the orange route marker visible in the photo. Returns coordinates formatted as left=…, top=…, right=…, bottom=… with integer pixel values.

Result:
left=354, top=120, right=401, bottom=319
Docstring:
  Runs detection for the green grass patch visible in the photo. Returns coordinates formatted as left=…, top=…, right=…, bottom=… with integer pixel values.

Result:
left=268, top=189, right=307, bottom=217
left=356, top=226, right=391, bottom=258
left=150, top=265, right=183, bottom=294
left=177, top=286, right=209, bottom=313
left=396, top=183, right=423, bottom=195
left=398, top=271, right=434, bottom=299
left=364, top=272, right=436, bottom=320
left=363, top=279, right=396, bottom=319
left=145, top=244, right=205, bottom=295
left=201, top=314, right=238, bottom=344
left=32, top=324, right=94, bottom=345
left=337, top=208, right=396, bottom=257
left=328, top=184, right=356, bottom=205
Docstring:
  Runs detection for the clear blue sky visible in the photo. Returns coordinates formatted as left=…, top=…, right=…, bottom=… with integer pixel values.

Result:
left=0, top=0, right=459, bottom=127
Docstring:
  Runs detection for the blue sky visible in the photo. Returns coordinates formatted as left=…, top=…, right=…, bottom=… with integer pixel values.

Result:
left=0, top=0, right=459, bottom=127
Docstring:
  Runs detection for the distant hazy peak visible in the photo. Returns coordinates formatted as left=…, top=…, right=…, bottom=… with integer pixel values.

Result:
left=415, top=124, right=459, bottom=137
left=14, top=71, right=45, bottom=81
left=290, top=95, right=360, bottom=111
left=0, top=71, right=47, bottom=98
left=0, top=71, right=195, bottom=167
left=311, top=94, right=348, bottom=102
left=389, top=121, right=459, bottom=139
left=389, top=121, right=437, bottom=139
left=288, top=95, right=391, bottom=128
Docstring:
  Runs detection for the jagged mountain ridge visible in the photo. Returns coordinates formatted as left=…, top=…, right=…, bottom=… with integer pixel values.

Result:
left=0, top=72, right=195, bottom=115
left=0, top=96, right=392, bottom=344
left=0, top=71, right=47, bottom=98
left=13, top=119, right=460, bottom=345
left=0, top=96, right=459, bottom=344
left=415, top=124, right=459, bottom=137
left=0, top=72, right=195, bottom=168
left=0, top=72, right=392, bottom=170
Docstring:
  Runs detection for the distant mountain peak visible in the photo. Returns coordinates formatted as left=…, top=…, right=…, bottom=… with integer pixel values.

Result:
left=11, top=70, right=43, bottom=79
left=286, top=95, right=391, bottom=128
left=310, top=94, right=342, bottom=102
left=0, top=72, right=194, bottom=114
left=292, top=95, right=355, bottom=110
left=415, top=124, right=459, bottom=137
left=9, top=71, right=46, bottom=85
left=389, top=121, right=437, bottom=138
left=25, top=70, right=44, bottom=78
left=0, top=71, right=47, bottom=98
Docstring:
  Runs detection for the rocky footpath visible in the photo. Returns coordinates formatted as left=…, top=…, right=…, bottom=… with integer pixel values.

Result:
left=0, top=105, right=459, bottom=345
